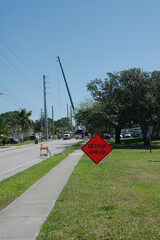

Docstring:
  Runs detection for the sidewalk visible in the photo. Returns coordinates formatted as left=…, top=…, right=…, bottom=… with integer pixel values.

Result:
left=0, top=146, right=84, bottom=240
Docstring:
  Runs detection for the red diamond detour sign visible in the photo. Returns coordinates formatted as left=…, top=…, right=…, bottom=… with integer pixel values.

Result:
left=81, top=134, right=113, bottom=164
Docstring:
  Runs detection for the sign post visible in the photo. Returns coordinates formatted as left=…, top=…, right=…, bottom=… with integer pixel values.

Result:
left=81, top=134, right=113, bottom=164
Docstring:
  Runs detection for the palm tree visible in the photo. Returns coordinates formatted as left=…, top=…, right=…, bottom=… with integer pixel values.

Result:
left=19, top=109, right=32, bottom=134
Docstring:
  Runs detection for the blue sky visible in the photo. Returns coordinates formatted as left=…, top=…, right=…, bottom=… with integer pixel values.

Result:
left=1, top=0, right=160, bottom=121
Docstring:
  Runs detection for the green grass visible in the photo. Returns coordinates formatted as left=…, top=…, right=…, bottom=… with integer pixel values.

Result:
left=109, top=137, right=160, bottom=149
left=0, top=140, right=35, bottom=148
left=37, top=139, right=160, bottom=240
left=0, top=141, right=83, bottom=210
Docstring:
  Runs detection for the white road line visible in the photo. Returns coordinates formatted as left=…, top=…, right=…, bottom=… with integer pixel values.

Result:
left=0, top=158, right=41, bottom=176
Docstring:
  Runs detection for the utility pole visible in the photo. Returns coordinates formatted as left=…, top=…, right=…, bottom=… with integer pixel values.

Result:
left=43, top=75, right=48, bottom=140
left=70, top=105, right=73, bottom=133
left=41, top=109, right=43, bottom=141
left=57, top=56, right=74, bottom=112
left=52, top=105, right=54, bottom=140
left=67, top=103, right=69, bottom=131
left=67, top=103, right=69, bottom=118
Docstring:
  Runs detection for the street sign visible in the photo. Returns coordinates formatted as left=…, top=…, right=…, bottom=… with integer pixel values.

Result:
left=81, top=134, right=113, bottom=164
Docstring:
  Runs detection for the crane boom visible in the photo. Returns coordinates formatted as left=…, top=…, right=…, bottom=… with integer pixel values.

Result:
left=57, top=56, right=75, bottom=111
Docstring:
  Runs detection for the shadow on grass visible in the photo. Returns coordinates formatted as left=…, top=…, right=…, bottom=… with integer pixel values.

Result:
left=108, top=138, right=160, bottom=150
left=99, top=205, right=117, bottom=211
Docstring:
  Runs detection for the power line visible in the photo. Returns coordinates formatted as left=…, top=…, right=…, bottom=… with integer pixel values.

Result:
left=0, top=38, right=40, bottom=79
left=0, top=50, right=41, bottom=92
left=0, top=60, right=19, bottom=74
left=0, top=86, right=41, bottom=111
left=0, top=94, right=41, bottom=119
left=1, top=95, right=21, bottom=108
left=0, top=50, right=32, bottom=84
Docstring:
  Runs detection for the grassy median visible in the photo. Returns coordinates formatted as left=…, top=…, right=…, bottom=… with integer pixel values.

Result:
left=0, top=140, right=35, bottom=148
left=0, top=141, right=83, bottom=210
left=37, top=139, right=160, bottom=240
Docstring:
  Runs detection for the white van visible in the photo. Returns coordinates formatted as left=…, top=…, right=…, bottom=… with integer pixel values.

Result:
left=63, top=133, right=70, bottom=140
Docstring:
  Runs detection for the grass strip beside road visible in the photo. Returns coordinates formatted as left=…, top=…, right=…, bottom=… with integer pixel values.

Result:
left=37, top=139, right=160, bottom=240
left=0, top=141, right=35, bottom=149
left=0, top=141, right=83, bottom=210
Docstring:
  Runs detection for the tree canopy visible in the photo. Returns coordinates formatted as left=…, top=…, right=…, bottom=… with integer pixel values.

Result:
left=0, top=109, right=32, bottom=139
left=75, top=68, right=160, bottom=145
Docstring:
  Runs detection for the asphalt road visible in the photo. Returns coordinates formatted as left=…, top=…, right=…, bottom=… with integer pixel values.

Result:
left=0, top=138, right=82, bottom=181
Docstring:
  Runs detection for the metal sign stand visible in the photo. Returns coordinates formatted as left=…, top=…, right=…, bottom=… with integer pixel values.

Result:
left=103, top=159, right=105, bottom=167
left=89, top=158, right=105, bottom=167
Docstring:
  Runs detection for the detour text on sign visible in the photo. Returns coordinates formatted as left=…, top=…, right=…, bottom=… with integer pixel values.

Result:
left=81, top=134, right=113, bottom=164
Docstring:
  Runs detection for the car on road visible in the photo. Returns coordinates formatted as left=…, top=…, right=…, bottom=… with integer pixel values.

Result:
left=29, top=136, right=36, bottom=141
left=113, top=133, right=123, bottom=139
left=132, top=131, right=142, bottom=137
left=74, top=129, right=86, bottom=139
left=9, top=137, right=19, bottom=144
left=75, top=134, right=82, bottom=139
left=123, top=132, right=131, bottom=138
left=63, top=133, right=70, bottom=140
left=103, top=133, right=111, bottom=139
